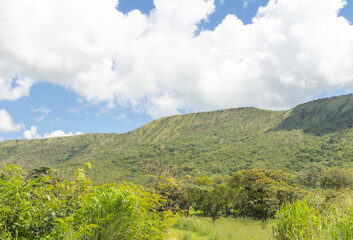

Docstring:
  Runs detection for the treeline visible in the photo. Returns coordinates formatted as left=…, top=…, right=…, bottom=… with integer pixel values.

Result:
left=184, top=165, right=353, bottom=222
left=298, top=162, right=353, bottom=189
left=187, top=169, right=300, bottom=221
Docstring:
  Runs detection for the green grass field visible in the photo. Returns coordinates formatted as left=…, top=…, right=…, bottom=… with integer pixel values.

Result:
left=170, top=216, right=274, bottom=240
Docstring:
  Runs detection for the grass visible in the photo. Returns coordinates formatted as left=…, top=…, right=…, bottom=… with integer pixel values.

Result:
left=170, top=216, right=274, bottom=240
left=273, top=198, right=353, bottom=240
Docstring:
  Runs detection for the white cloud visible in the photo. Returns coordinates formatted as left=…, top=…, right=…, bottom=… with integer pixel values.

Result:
left=49, top=117, right=61, bottom=124
left=23, top=126, right=41, bottom=139
left=43, top=130, right=83, bottom=138
left=32, top=107, right=51, bottom=114
left=243, top=1, right=248, bottom=8
left=32, top=107, right=51, bottom=122
left=0, top=76, right=33, bottom=101
left=36, top=115, right=45, bottom=122
left=23, top=126, right=82, bottom=139
left=116, top=113, right=127, bottom=120
left=0, top=109, right=24, bottom=133
left=0, top=0, right=353, bottom=117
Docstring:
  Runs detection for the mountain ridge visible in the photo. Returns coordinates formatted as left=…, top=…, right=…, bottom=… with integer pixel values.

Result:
left=1, top=94, right=353, bottom=184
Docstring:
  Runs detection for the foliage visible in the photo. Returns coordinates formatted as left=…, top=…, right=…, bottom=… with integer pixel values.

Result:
left=320, top=168, right=353, bottom=190
left=153, top=175, right=190, bottom=213
left=53, top=184, right=174, bottom=240
left=298, top=162, right=326, bottom=187
left=0, top=164, right=87, bottom=239
left=273, top=199, right=353, bottom=240
left=229, top=169, right=299, bottom=220
left=173, top=216, right=203, bottom=233
left=0, top=164, right=174, bottom=239
left=3, top=95, right=353, bottom=238
left=188, top=169, right=299, bottom=221
left=273, top=200, right=324, bottom=239
left=188, top=184, right=232, bottom=221
left=274, top=94, right=353, bottom=136
left=3, top=94, right=353, bottom=185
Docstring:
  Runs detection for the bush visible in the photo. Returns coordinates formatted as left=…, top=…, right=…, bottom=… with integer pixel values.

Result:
left=173, top=216, right=203, bottom=233
left=272, top=200, right=324, bottom=239
left=0, top=164, right=175, bottom=239
left=54, top=184, right=175, bottom=240
left=320, top=168, right=353, bottom=190
left=273, top=199, right=353, bottom=240
left=298, top=162, right=325, bottom=187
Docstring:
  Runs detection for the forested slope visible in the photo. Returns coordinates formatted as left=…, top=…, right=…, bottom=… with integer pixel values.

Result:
left=2, top=94, right=353, bottom=184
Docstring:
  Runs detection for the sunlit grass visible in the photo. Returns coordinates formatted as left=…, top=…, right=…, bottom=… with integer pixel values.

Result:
left=170, top=216, right=273, bottom=240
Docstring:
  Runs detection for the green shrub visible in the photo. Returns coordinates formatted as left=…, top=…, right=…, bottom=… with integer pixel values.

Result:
left=0, top=164, right=81, bottom=239
left=0, top=164, right=175, bottom=239
left=173, top=216, right=203, bottom=233
left=272, top=200, right=324, bottom=239
left=320, top=168, right=353, bottom=190
left=52, top=184, right=174, bottom=240
left=273, top=199, right=353, bottom=240
left=298, top=162, right=325, bottom=187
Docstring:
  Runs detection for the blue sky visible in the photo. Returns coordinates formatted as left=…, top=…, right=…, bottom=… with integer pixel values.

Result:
left=1, top=0, right=353, bottom=141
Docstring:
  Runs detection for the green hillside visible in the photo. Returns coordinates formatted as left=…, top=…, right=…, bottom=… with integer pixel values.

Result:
left=274, top=94, right=353, bottom=135
left=2, top=94, right=353, bottom=184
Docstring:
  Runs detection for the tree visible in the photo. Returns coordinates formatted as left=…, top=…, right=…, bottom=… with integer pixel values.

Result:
left=298, top=162, right=325, bottom=187
left=320, top=168, right=353, bottom=190
left=229, top=169, right=298, bottom=221
left=188, top=184, right=232, bottom=221
left=153, top=175, right=190, bottom=213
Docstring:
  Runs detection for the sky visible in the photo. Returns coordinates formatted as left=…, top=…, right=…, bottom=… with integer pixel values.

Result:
left=0, top=0, right=353, bottom=141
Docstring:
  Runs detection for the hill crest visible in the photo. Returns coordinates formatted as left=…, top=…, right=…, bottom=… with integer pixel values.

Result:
left=1, top=94, right=353, bottom=184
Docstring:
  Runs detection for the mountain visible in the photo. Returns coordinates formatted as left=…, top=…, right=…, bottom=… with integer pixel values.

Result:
left=2, top=94, right=353, bottom=185
left=274, top=94, right=353, bottom=136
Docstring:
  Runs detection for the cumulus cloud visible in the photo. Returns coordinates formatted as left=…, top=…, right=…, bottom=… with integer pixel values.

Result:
left=0, top=109, right=24, bottom=133
left=43, top=130, right=83, bottom=138
left=23, top=126, right=82, bottom=139
left=0, top=77, right=33, bottom=101
left=23, top=126, right=41, bottom=139
left=0, top=0, right=353, bottom=117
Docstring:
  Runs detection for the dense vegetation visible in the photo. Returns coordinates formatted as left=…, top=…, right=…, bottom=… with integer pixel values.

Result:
left=273, top=196, right=353, bottom=239
left=2, top=163, right=353, bottom=239
left=3, top=94, right=353, bottom=238
left=2, top=94, right=353, bottom=185
left=171, top=166, right=353, bottom=239
left=274, top=94, right=353, bottom=136
left=0, top=164, right=174, bottom=239
left=188, top=169, right=299, bottom=221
